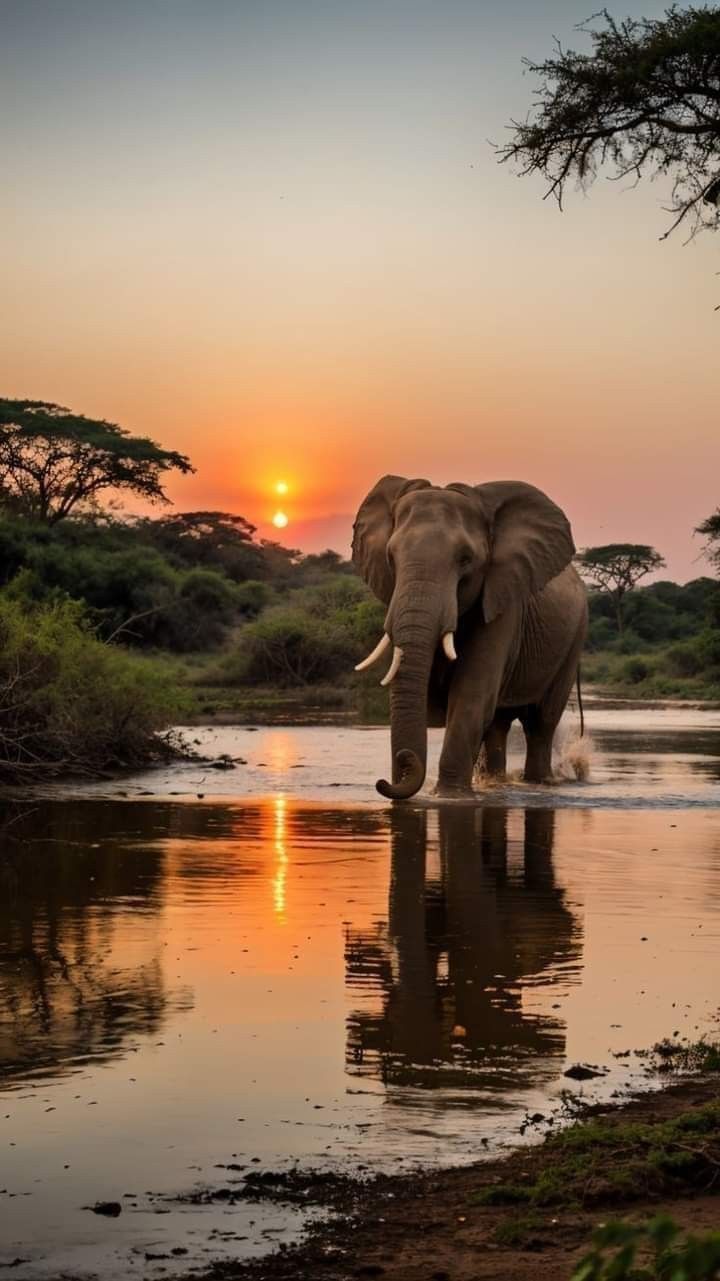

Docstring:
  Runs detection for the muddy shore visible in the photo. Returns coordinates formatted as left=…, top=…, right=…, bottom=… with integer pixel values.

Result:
left=173, top=1076, right=720, bottom=1281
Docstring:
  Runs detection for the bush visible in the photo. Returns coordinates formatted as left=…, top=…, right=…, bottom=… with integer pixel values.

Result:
left=235, top=580, right=273, bottom=618
left=615, top=628, right=644, bottom=655
left=236, top=607, right=359, bottom=687
left=696, top=627, right=720, bottom=670
left=0, top=595, right=179, bottom=783
left=664, top=641, right=703, bottom=678
left=159, top=569, right=239, bottom=651
left=587, top=616, right=617, bottom=651
left=572, top=1215, right=720, bottom=1281
left=622, top=656, right=651, bottom=684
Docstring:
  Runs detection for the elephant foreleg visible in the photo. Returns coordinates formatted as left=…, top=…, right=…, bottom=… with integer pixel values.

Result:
left=436, top=613, right=516, bottom=796
left=436, top=710, right=488, bottom=795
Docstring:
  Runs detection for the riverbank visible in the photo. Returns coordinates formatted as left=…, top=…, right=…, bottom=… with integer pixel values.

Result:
left=176, top=1071, right=720, bottom=1281
left=139, top=649, right=720, bottom=727
left=582, top=646, right=720, bottom=704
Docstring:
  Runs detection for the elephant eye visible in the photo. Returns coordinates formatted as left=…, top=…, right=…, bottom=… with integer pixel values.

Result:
left=457, top=548, right=473, bottom=569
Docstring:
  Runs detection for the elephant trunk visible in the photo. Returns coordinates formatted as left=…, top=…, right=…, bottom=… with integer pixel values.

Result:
left=376, top=576, right=456, bottom=801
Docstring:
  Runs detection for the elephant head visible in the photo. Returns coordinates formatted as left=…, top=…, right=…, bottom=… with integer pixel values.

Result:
left=352, top=476, right=575, bottom=799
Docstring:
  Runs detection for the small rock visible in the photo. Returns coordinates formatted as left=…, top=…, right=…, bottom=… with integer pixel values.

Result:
left=564, top=1063, right=606, bottom=1081
left=89, top=1201, right=122, bottom=1217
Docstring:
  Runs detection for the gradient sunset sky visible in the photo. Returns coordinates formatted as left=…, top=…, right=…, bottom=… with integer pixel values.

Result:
left=3, top=0, right=718, bottom=578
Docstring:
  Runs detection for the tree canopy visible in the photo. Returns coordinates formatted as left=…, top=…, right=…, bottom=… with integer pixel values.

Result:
left=696, top=507, right=720, bottom=553
left=500, top=6, right=720, bottom=240
left=0, top=399, right=193, bottom=524
left=576, top=543, right=667, bottom=631
left=138, top=510, right=266, bottom=581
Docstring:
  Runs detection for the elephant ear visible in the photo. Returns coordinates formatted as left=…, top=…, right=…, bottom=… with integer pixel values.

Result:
left=352, top=474, right=431, bottom=603
left=476, top=481, right=575, bottom=623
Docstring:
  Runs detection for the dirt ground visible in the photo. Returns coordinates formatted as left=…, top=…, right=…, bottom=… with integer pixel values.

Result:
left=185, top=1078, right=720, bottom=1281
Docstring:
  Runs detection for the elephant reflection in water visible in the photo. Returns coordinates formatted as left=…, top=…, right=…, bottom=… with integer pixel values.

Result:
left=0, top=803, right=191, bottom=1081
left=345, top=806, right=580, bottom=1090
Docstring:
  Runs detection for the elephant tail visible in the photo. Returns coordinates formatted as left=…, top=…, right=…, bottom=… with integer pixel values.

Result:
left=576, top=665, right=585, bottom=738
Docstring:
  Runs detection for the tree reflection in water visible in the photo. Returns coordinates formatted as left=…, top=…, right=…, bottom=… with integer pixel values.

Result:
left=345, top=807, right=581, bottom=1095
left=0, top=802, right=192, bottom=1081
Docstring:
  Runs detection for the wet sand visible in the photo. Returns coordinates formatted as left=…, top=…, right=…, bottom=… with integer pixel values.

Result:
left=184, top=1076, right=720, bottom=1281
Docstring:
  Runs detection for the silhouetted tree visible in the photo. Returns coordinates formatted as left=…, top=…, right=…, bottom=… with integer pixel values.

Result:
left=0, top=399, right=193, bottom=524
left=576, top=543, right=666, bottom=632
left=500, top=6, right=720, bottom=241
left=139, top=510, right=264, bottom=580
left=696, top=508, right=720, bottom=570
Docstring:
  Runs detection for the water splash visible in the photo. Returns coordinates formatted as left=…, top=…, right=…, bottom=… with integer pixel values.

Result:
left=555, top=730, right=593, bottom=782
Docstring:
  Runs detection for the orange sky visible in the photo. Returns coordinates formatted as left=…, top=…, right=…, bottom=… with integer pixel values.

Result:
left=3, top=0, right=718, bottom=578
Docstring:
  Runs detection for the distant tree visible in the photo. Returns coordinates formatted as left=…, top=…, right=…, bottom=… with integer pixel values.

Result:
left=0, top=399, right=193, bottom=524
left=292, top=550, right=356, bottom=583
left=576, top=543, right=667, bottom=632
left=140, top=510, right=265, bottom=580
left=258, top=539, right=303, bottom=584
left=696, top=508, right=720, bottom=570
left=499, top=6, right=720, bottom=242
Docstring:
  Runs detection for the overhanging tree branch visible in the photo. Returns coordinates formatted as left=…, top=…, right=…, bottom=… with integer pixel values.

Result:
left=498, top=6, right=720, bottom=240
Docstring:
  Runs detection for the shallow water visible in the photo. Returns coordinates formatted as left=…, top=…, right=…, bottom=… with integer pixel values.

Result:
left=0, top=706, right=719, bottom=1277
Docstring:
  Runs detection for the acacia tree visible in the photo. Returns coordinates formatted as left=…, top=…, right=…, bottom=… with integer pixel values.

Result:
left=696, top=507, right=720, bottom=568
left=695, top=509, right=720, bottom=627
left=576, top=543, right=667, bottom=632
left=0, top=399, right=193, bottom=524
left=139, top=510, right=265, bottom=580
left=499, top=6, right=720, bottom=241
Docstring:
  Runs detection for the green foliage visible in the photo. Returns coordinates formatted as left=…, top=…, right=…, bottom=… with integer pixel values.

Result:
left=665, top=642, right=703, bottom=678
left=696, top=627, right=720, bottom=667
left=0, top=511, right=379, bottom=665
left=474, top=1102, right=720, bottom=1211
left=585, top=574, right=720, bottom=698
left=572, top=1215, right=720, bottom=1281
left=229, top=606, right=361, bottom=687
left=577, top=545, right=667, bottom=633
left=0, top=595, right=179, bottom=782
left=235, top=579, right=273, bottom=618
left=622, top=656, right=653, bottom=685
left=137, top=510, right=265, bottom=581
left=0, top=399, right=193, bottom=524
left=587, top=579, right=718, bottom=650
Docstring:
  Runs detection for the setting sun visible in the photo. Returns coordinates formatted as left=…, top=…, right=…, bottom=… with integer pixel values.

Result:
left=275, top=481, right=289, bottom=496
left=272, top=510, right=289, bottom=529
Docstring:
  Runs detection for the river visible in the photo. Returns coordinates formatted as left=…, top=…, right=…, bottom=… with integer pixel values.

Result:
left=0, top=703, right=718, bottom=1277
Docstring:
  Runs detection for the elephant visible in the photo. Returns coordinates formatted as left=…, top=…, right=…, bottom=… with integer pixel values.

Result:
left=352, top=475, right=588, bottom=799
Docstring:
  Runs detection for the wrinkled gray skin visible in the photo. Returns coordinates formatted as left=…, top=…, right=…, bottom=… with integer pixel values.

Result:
left=352, top=476, right=588, bottom=800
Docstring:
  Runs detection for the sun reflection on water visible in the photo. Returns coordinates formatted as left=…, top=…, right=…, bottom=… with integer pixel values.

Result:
left=272, top=794, right=288, bottom=922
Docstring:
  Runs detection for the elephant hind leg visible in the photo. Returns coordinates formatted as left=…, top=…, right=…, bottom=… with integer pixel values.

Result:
left=520, top=644, right=582, bottom=783
left=478, top=709, right=516, bottom=778
left=519, top=707, right=554, bottom=783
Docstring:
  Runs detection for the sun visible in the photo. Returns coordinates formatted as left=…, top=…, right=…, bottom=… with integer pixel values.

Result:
left=275, top=480, right=288, bottom=495
left=272, top=510, right=289, bottom=529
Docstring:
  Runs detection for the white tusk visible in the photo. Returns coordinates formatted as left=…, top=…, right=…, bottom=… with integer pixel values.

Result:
left=442, top=632, right=457, bottom=661
left=380, top=646, right=403, bottom=686
left=355, top=633, right=391, bottom=671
